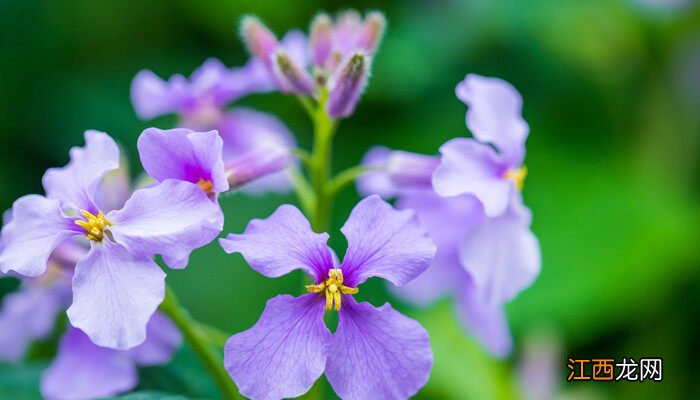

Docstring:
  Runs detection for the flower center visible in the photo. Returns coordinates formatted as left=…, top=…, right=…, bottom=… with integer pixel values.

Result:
left=305, top=268, right=359, bottom=311
left=75, top=210, right=111, bottom=242
left=504, top=166, right=527, bottom=190
left=196, top=178, right=214, bottom=194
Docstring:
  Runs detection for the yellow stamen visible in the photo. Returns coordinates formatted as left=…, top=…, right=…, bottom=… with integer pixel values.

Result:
left=75, top=210, right=111, bottom=242
left=504, top=166, right=527, bottom=190
left=196, top=178, right=214, bottom=194
left=305, top=268, right=359, bottom=311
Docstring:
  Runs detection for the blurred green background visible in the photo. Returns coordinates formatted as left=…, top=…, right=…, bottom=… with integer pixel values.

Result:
left=1, top=0, right=699, bottom=399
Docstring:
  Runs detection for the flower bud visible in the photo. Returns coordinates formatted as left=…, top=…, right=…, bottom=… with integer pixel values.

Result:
left=225, top=145, right=291, bottom=189
left=310, top=13, right=333, bottom=68
left=273, top=50, right=315, bottom=94
left=358, top=11, right=386, bottom=54
left=241, top=16, right=279, bottom=70
left=386, top=151, right=440, bottom=188
left=327, top=52, right=370, bottom=118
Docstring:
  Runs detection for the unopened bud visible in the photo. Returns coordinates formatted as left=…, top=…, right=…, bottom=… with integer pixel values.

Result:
left=273, top=51, right=315, bottom=95
left=241, top=16, right=279, bottom=70
left=310, top=13, right=333, bottom=68
left=358, top=12, right=386, bottom=54
left=225, top=145, right=291, bottom=189
left=327, top=52, right=370, bottom=119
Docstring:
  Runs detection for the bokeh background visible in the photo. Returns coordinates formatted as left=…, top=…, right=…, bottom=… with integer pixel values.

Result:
left=1, top=0, right=699, bottom=399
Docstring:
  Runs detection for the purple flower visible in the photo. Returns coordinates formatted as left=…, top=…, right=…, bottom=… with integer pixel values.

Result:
left=219, top=195, right=435, bottom=400
left=357, top=146, right=440, bottom=198
left=241, top=11, right=385, bottom=118
left=138, top=128, right=230, bottom=197
left=356, top=74, right=541, bottom=357
left=1, top=212, right=180, bottom=399
left=131, top=58, right=272, bottom=127
left=0, top=130, right=222, bottom=349
left=42, top=315, right=181, bottom=400
left=131, top=60, right=297, bottom=193
left=432, top=74, right=530, bottom=217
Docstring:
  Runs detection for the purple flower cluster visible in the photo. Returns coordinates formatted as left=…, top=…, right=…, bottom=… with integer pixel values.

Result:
left=220, top=195, right=435, bottom=400
left=358, top=74, right=541, bottom=356
left=0, top=8, right=542, bottom=400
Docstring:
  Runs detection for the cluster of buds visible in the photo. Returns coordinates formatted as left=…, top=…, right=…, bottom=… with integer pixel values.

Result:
left=242, top=11, right=386, bottom=118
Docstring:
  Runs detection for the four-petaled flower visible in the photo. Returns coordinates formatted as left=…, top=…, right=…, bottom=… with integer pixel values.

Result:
left=219, top=195, right=436, bottom=400
left=0, top=130, right=222, bottom=349
left=357, top=74, right=541, bottom=356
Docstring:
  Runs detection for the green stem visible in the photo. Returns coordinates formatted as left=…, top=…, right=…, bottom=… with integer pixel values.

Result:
left=160, top=285, right=239, bottom=400
left=328, top=165, right=369, bottom=197
left=310, top=91, right=337, bottom=232
left=290, top=166, right=316, bottom=217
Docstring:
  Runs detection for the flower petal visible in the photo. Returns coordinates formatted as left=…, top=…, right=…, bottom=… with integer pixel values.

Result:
left=455, top=280, right=513, bottom=358
left=224, top=294, right=330, bottom=400
left=94, top=158, right=132, bottom=213
left=0, top=195, right=77, bottom=277
left=138, top=128, right=229, bottom=194
left=219, top=205, right=333, bottom=282
left=130, top=69, right=189, bottom=120
left=458, top=198, right=541, bottom=305
left=41, top=327, right=137, bottom=400
left=456, top=74, right=528, bottom=166
left=326, top=299, right=433, bottom=400
left=128, top=312, right=182, bottom=366
left=0, top=280, right=70, bottom=362
left=339, top=195, right=436, bottom=287
left=217, top=108, right=295, bottom=161
left=432, top=137, right=512, bottom=217
left=357, top=146, right=396, bottom=198
left=108, top=180, right=223, bottom=269
left=67, top=241, right=165, bottom=349
left=42, top=130, right=120, bottom=213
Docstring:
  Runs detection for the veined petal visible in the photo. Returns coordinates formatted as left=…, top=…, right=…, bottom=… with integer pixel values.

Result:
left=0, top=195, right=77, bottom=277
left=130, top=69, right=189, bottom=120
left=455, top=280, right=513, bottom=358
left=67, top=241, right=165, bottom=350
left=456, top=74, right=528, bottom=166
left=41, top=327, right=137, bottom=400
left=224, top=294, right=330, bottom=400
left=138, top=128, right=229, bottom=194
left=128, top=312, right=182, bottom=366
left=108, top=180, right=223, bottom=269
left=391, top=191, right=485, bottom=305
left=42, top=130, right=120, bottom=213
left=432, top=137, right=512, bottom=217
left=458, top=198, right=541, bottom=305
left=339, top=195, right=436, bottom=287
left=219, top=204, right=333, bottom=282
left=327, top=299, right=433, bottom=400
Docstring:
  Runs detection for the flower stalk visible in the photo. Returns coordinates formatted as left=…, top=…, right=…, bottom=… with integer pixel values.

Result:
left=309, top=90, right=337, bottom=232
left=159, top=284, right=240, bottom=400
